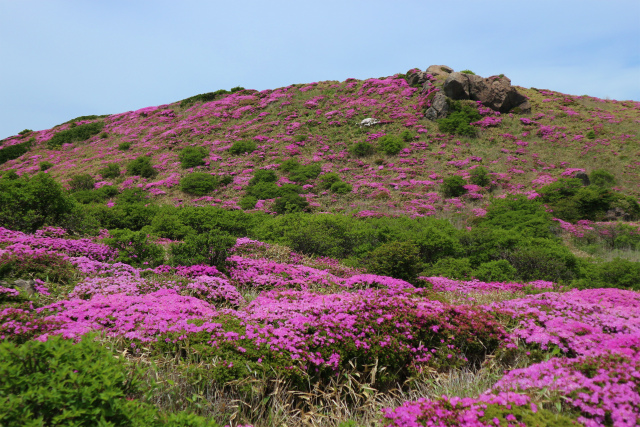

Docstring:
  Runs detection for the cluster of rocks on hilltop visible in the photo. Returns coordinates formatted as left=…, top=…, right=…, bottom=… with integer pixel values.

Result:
left=406, top=65, right=531, bottom=120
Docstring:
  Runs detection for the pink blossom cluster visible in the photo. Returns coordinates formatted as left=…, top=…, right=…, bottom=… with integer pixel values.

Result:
left=423, top=277, right=556, bottom=294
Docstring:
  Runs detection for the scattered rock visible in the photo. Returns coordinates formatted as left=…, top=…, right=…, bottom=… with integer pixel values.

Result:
left=13, top=279, right=36, bottom=296
left=405, top=70, right=428, bottom=87
left=425, top=92, right=450, bottom=120
left=426, top=65, right=454, bottom=77
left=606, top=207, right=632, bottom=221
left=575, top=172, right=591, bottom=186
left=359, top=118, right=380, bottom=128
left=443, top=72, right=531, bottom=114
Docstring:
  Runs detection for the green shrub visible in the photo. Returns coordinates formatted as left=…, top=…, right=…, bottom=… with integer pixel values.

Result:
left=279, top=159, right=301, bottom=172
left=505, top=240, right=578, bottom=283
left=103, top=229, right=164, bottom=267
left=118, top=188, right=148, bottom=204
left=0, top=138, right=32, bottom=166
left=246, top=181, right=283, bottom=199
left=414, top=225, right=463, bottom=264
left=400, top=129, right=414, bottom=142
left=590, top=169, right=616, bottom=188
left=18, top=129, right=32, bottom=135
left=0, top=250, right=76, bottom=284
left=230, top=86, right=245, bottom=93
left=577, top=257, right=640, bottom=290
left=437, top=100, right=481, bottom=137
left=248, top=169, right=277, bottom=186
left=422, top=257, right=473, bottom=279
left=273, top=193, right=309, bottom=214
left=180, top=172, right=219, bottom=196
left=0, top=336, right=219, bottom=427
left=289, top=163, right=322, bottom=184
left=68, top=174, right=95, bottom=192
left=0, top=172, right=76, bottom=232
left=319, top=172, right=341, bottom=190
left=364, top=241, right=422, bottom=283
left=441, top=176, right=467, bottom=198
left=228, top=140, right=257, bottom=155
left=350, top=141, right=374, bottom=157
left=460, top=69, right=476, bottom=75
left=180, top=89, right=231, bottom=108
left=127, top=157, right=157, bottom=178
left=586, top=130, right=596, bottom=139
left=472, top=260, right=517, bottom=282
left=331, top=181, right=352, bottom=194
left=470, top=166, right=491, bottom=187
left=118, top=141, right=131, bottom=150
left=480, top=197, right=552, bottom=238
left=240, top=195, right=258, bottom=210
left=47, top=121, right=104, bottom=149
left=39, top=161, right=53, bottom=171
left=150, top=210, right=192, bottom=241
left=98, top=163, right=121, bottom=179
left=169, top=230, right=236, bottom=270
left=378, top=135, right=405, bottom=155
left=179, top=146, right=208, bottom=168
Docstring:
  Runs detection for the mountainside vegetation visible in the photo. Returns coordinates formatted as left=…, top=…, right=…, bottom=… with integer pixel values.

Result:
left=1, top=66, right=639, bottom=426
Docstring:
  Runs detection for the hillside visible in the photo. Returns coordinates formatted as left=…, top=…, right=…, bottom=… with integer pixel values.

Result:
left=1, top=66, right=640, bottom=426
left=2, top=65, right=639, bottom=219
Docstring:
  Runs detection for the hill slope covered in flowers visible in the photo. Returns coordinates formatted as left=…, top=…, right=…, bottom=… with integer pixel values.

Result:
left=1, top=66, right=640, bottom=426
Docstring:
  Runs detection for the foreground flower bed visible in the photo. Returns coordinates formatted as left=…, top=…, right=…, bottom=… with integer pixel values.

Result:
left=1, top=227, right=639, bottom=425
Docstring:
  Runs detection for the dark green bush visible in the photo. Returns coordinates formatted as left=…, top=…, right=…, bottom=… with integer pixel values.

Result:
left=0, top=336, right=219, bottom=427
left=103, top=229, right=164, bottom=267
left=240, top=195, right=258, bottom=210
left=246, top=181, right=283, bottom=199
left=414, top=225, right=463, bottom=264
left=180, top=89, right=231, bottom=108
left=127, top=157, right=157, bottom=178
left=460, top=69, right=476, bottom=75
left=350, top=141, right=374, bottom=157
left=480, top=197, right=552, bottom=238
left=441, top=176, right=467, bottom=198
left=228, top=140, right=257, bottom=155
left=377, top=135, right=405, bottom=155
left=118, top=141, right=131, bottom=151
left=18, top=129, right=32, bottom=135
left=319, top=172, right=341, bottom=190
left=279, top=159, right=301, bottom=172
left=505, top=239, right=578, bottom=283
left=364, top=241, right=422, bottom=282
left=72, top=190, right=102, bottom=204
left=0, top=250, right=76, bottom=284
left=178, top=206, right=260, bottom=236
left=0, top=138, right=32, bottom=166
left=99, top=163, right=121, bottom=179
left=589, top=169, right=616, bottom=188
left=273, top=193, right=309, bottom=214
left=169, top=230, right=236, bottom=270
left=422, top=257, right=473, bottom=279
left=289, top=163, right=322, bottom=184
left=118, top=188, right=148, bottom=204
left=0, top=172, right=76, bottom=232
left=470, top=166, right=491, bottom=187
left=68, top=174, right=95, bottom=192
left=179, top=146, right=208, bottom=168
left=437, top=100, right=481, bottom=137
left=47, top=121, right=104, bottom=149
left=150, top=210, right=192, bottom=241
left=39, top=161, right=53, bottom=171
left=472, top=260, right=517, bottom=282
left=586, top=130, right=596, bottom=139
left=330, top=181, right=352, bottom=194
left=248, top=169, right=277, bottom=186
left=576, top=257, right=640, bottom=290
left=400, top=129, right=414, bottom=142
left=180, top=172, right=219, bottom=196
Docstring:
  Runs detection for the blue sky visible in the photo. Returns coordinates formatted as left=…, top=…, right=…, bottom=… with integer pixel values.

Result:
left=1, top=0, right=639, bottom=139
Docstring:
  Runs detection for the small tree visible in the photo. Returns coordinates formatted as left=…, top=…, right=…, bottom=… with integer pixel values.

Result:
left=441, top=176, right=467, bottom=198
left=127, top=157, right=157, bottom=178
left=180, top=172, right=219, bottom=196
left=179, top=146, right=208, bottom=168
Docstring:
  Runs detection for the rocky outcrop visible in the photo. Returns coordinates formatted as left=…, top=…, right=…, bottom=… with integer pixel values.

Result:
left=426, top=65, right=453, bottom=77
left=443, top=72, right=531, bottom=114
left=425, top=92, right=450, bottom=120
left=406, top=70, right=428, bottom=87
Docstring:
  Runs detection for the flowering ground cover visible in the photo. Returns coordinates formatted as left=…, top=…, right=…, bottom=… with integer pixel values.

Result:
left=1, top=67, right=640, bottom=425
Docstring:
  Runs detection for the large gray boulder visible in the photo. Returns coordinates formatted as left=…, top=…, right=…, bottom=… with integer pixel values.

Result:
left=406, top=70, right=428, bottom=87
left=426, top=65, right=453, bottom=77
left=13, top=279, right=36, bottom=295
left=425, top=92, right=450, bottom=120
left=443, top=72, right=531, bottom=114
